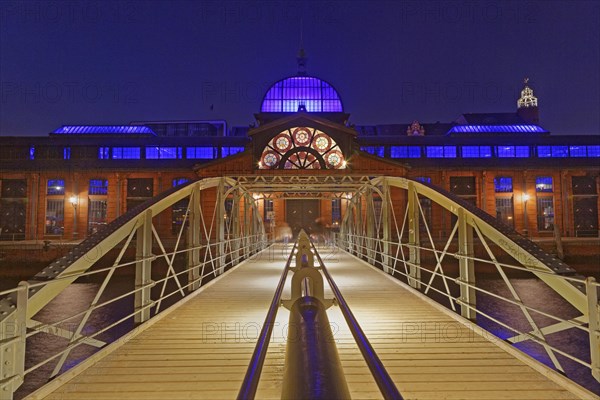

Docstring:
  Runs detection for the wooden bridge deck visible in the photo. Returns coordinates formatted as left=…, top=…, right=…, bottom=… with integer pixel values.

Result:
left=30, top=244, right=592, bottom=399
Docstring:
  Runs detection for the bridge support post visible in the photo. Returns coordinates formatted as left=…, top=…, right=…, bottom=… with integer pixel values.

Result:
left=408, top=182, right=421, bottom=289
left=382, top=182, right=391, bottom=273
left=457, top=207, right=476, bottom=321
left=188, top=186, right=201, bottom=292
left=586, top=277, right=600, bottom=382
left=135, top=209, right=153, bottom=324
left=0, top=282, right=27, bottom=400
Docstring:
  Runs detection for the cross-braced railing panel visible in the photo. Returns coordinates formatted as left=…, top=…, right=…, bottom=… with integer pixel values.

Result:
left=0, top=177, right=267, bottom=400
left=338, top=176, right=600, bottom=389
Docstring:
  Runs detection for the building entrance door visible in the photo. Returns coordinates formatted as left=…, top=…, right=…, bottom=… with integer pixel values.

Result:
left=285, top=199, right=320, bottom=239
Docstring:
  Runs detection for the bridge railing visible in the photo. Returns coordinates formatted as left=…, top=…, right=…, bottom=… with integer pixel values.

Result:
left=0, top=177, right=268, bottom=400
left=336, top=176, right=600, bottom=388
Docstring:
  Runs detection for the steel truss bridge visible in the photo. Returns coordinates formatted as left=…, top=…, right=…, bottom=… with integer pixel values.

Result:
left=0, top=175, right=599, bottom=399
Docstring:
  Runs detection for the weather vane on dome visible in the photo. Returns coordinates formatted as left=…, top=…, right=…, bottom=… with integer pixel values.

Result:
left=297, top=20, right=307, bottom=75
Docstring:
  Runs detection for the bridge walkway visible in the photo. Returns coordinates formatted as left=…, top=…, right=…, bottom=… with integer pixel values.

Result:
left=30, top=244, right=586, bottom=400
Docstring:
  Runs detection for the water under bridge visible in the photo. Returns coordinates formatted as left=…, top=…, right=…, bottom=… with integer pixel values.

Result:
left=1, top=176, right=599, bottom=399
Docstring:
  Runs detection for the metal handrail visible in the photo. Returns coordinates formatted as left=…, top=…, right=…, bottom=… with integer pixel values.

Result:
left=237, top=242, right=297, bottom=400
left=311, top=241, right=403, bottom=400
left=335, top=233, right=599, bottom=382
left=342, top=233, right=588, bottom=283
left=0, top=236, right=269, bottom=395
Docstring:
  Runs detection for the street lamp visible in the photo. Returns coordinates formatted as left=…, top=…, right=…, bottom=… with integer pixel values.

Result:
left=522, top=193, right=530, bottom=237
left=69, top=195, right=78, bottom=240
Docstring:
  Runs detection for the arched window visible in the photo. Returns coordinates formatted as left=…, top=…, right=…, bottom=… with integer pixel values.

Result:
left=259, top=127, right=346, bottom=170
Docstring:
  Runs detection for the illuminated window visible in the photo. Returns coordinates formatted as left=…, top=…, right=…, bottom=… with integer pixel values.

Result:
left=47, top=179, right=65, bottom=195
left=537, top=145, right=568, bottom=158
left=264, top=199, right=274, bottom=222
left=112, top=147, right=140, bottom=159
left=88, top=200, right=107, bottom=235
left=535, top=177, right=553, bottom=192
left=536, top=197, right=554, bottom=231
left=496, top=198, right=514, bottom=228
left=494, top=177, right=513, bottom=193
left=172, top=178, right=190, bottom=187
left=332, top=199, right=341, bottom=225
left=45, top=199, right=64, bottom=235
left=552, top=146, right=568, bottom=157
left=146, top=147, right=181, bottom=159
left=361, top=146, right=384, bottom=157
left=259, top=127, right=345, bottom=170
left=186, top=147, right=215, bottom=159
left=426, top=146, right=456, bottom=158
left=89, top=179, right=108, bottom=195
left=171, top=178, right=191, bottom=233
left=414, top=176, right=431, bottom=184
left=63, top=147, right=71, bottom=160
left=390, top=146, right=421, bottom=158
left=98, top=147, right=110, bottom=159
left=588, top=146, right=600, bottom=157
left=29, top=147, right=35, bottom=160
left=515, top=146, right=529, bottom=157
left=462, top=146, right=492, bottom=158
left=46, top=179, right=65, bottom=236
left=497, top=146, right=529, bottom=157
left=222, top=147, right=244, bottom=157
left=569, top=146, right=587, bottom=157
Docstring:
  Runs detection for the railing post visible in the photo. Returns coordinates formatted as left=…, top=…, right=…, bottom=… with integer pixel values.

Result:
left=366, top=191, right=375, bottom=264
left=586, top=277, right=600, bottom=382
left=355, top=198, right=363, bottom=258
left=382, top=181, right=391, bottom=273
left=231, top=192, right=241, bottom=266
left=0, top=282, right=27, bottom=400
left=188, top=186, right=201, bottom=291
left=135, top=209, right=153, bottom=324
left=407, top=181, right=421, bottom=289
left=216, top=182, right=226, bottom=275
left=457, top=207, right=476, bottom=321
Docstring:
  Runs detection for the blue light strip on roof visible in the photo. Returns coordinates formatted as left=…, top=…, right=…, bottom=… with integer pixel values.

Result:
left=448, top=125, right=547, bottom=134
left=52, top=125, right=156, bottom=135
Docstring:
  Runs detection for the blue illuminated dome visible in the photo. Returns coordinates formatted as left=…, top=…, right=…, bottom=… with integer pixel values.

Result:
left=261, top=76, right=344, bottom=113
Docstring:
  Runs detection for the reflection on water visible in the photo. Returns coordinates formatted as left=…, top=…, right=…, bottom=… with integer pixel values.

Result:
left=476, top=277, right=599, bottom=394
left=13, top=280, right=135, bottom=399
left=2, top=266, right=600, bottom=398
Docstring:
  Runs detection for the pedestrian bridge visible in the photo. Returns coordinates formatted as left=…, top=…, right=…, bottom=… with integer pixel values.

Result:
left=0, top=176, right=599, bottom=399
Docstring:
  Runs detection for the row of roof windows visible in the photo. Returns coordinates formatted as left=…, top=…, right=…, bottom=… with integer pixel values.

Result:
left=20, top=146, right=245, bottom=160
left=361, top=145, right=600, bottom=159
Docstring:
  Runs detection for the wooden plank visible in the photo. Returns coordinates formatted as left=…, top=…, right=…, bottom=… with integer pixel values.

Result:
left=34, top=244, right=593, bottom=400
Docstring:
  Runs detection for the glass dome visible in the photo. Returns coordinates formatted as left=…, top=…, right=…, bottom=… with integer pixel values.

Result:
left=261, top=76, right=343, bottom=113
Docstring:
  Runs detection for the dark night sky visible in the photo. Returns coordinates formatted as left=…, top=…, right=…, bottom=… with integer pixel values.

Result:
left=1, top=0, right=599, bottom=136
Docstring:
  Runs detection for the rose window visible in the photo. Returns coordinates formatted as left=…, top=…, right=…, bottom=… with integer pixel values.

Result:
left=259, top=127, right=346, bottom=170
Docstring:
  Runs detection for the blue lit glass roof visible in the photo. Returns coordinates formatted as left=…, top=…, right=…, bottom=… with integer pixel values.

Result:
left=52, top=125, right=156, bottom=135
left=261, top=76, right=343, bottom=112
left=448, top=125, right=548, bottom=134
